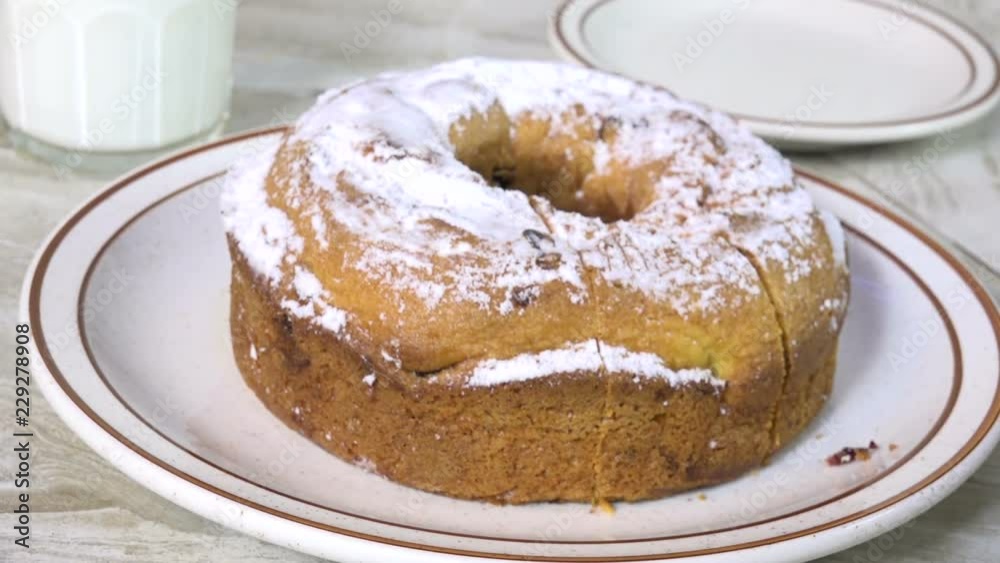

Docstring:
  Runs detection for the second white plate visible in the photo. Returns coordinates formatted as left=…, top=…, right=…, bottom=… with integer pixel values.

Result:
left=549, top=0, right=1000, bottom=149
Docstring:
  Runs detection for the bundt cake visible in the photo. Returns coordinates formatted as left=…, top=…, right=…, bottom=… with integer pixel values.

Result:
left=220, top=58, right=849, bottom=504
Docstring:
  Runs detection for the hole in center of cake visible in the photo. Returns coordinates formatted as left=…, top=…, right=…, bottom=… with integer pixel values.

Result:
left=488, top=155, right=652, bottom=224
left=451, top=111, right=653, bottom=223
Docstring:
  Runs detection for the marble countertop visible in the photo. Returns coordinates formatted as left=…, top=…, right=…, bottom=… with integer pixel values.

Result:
left=1, top=0, right=997, bottom=561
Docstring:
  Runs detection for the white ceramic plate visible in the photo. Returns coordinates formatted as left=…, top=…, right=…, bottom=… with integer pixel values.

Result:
left=22, top=129, right=1000, bottom=562
left=549, top=0, right=1000, bottom=149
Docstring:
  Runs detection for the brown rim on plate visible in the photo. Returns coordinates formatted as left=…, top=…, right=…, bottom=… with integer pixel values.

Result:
left=74, top=169, right=959, bottom=545
left=28, top=130, right=1000, bottom=561
left=552, top=0, right=1000, bottom=129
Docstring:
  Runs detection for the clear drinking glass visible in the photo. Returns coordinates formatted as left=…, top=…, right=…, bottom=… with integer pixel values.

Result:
left=0, top=0, right=237, bottom=175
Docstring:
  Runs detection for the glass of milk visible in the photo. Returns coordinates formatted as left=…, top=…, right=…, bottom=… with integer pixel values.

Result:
left=0, top=0, right=238, bottom=175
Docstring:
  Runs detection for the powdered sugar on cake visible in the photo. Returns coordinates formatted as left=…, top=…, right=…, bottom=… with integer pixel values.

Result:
left=220, top=140, right=302, bottom=283
left=280, top=266, right=348, bottom=333
left=221, top=141, right=353, bottom=334
left=467, top=341, right=603, bottom=386
left=467, top=340, right=725, bottom=388
left=220, top=58, right=848, bottom=384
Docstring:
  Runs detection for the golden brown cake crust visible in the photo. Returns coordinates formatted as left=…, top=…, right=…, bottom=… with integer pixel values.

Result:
left=221, top=59, right=850, bottom=504
left=230, top=243, right=838, bottom=503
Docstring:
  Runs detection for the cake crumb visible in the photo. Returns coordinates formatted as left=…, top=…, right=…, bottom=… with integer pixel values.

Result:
left=355, top=457, right=378, bottom=474
left=889, top=443, right=899, bottom=452
left=826, top=441, right=879, bottom=466
left=591, top=499, right=616, bottom=514
left=697, top=493, right=707, bottom=501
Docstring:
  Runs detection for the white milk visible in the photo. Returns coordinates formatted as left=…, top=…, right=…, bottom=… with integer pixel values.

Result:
left=0, top=0, right=236, bottom=155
